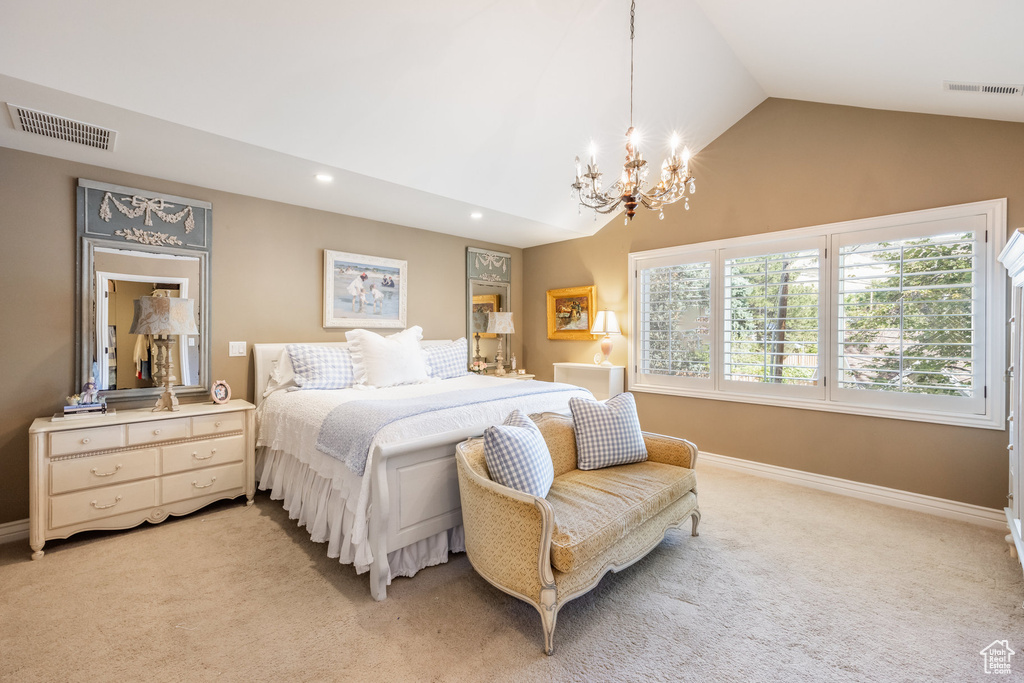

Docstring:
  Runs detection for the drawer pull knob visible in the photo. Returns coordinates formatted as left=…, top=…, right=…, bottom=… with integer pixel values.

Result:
left=81, top=438, right=91, bottom=445
left=192, top=450, right=215, bottom=461
left=192, top=477, right=217, bottom=489
left=90, top=464, right=122, bottom=477
left=215, top=421, right=222, bottom=428
left=90, top=495, right=122, bottom=510
left=153, top=429, right=162, bottom=436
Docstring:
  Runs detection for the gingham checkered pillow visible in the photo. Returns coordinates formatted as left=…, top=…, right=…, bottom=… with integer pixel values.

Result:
left=483, top=410, right=554, bottom=498
left=286, top=344, right=356, bottom=390
left=425, top=338, right=469, bottom=379
left=569, top=392, right=648, bottom=470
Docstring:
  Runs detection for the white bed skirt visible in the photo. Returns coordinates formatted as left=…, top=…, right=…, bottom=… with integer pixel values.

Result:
left=256, top=446, right=465, bottom=584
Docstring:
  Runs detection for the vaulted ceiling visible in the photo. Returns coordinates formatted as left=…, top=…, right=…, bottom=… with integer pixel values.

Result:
left=1, top=0, right=1021, bottom=247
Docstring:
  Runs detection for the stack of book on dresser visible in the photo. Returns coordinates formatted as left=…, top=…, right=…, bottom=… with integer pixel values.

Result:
left=54, top=403, right=113, bottom=420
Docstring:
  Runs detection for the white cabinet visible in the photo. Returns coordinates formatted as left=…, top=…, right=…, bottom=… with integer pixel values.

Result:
left=29, top=399, right=255, bottom=559
left=553, top=363, right=624, bottom=400
left=999, top=230, right=1024, bottom=575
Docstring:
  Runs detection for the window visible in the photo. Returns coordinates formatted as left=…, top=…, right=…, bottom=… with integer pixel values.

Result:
left=628, top=201, right=1005, bottom=428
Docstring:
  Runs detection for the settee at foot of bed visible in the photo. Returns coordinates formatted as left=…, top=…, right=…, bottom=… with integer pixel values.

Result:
left=455, top=412, right=700, bottom=655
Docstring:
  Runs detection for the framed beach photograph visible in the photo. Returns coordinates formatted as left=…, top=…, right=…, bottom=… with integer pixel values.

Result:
left=546, top=285, right=597, bottom=340
left=323, top=250, right=407, bottom=328
left=471, top=294, right=499, bottom=338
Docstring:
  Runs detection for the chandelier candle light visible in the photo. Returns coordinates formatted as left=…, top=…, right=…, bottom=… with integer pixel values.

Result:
left=571, top=0, right=696, bottom=223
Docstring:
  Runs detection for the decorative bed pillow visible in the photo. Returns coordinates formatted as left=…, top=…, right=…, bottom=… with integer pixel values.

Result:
left=345, top=326, right=429, bottom=388
left=425, top=338, right=469, bottom=380
left=569, top=392, right=648, bottom=470
left=286, top=344, right=356, bottom=390
left=483, top=410, right=554, bottom=498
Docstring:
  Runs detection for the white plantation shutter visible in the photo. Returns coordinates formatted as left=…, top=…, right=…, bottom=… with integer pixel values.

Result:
left=833, top=216, right=987, bottom=414
left=721, top=238, right=825, bottom=399
left=636, top=251, right=714, bottom=389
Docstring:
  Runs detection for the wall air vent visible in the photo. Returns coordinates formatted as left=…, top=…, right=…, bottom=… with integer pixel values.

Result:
left=943, top=81, right=1023, bottom=96
left=5, top=103, right=117, bottom=150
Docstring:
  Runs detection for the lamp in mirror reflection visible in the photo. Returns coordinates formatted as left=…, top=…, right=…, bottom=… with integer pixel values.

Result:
left=486, top=311, right=514, bottom=376
left=129, top=296, right=199, bottom=411
left=590, top=310, right=621, bottom=367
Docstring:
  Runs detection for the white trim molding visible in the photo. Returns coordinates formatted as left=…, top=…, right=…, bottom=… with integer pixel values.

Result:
left=0, top=518, right=30, bottom=545
left=699, top=451, right=1006, bottom=529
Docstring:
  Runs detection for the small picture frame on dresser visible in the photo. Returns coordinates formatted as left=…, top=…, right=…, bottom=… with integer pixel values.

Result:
left=211, top=380, right=231, bottom=404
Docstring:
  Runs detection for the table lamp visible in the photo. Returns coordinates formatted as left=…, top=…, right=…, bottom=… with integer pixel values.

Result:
left=486, top=311, right=515, bottom=376
left=590, top=309, right=621, bottom=366
left=130, top=296, right=199, bottom=411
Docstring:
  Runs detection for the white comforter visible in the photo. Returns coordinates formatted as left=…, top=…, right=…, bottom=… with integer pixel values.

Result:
left=256, top=375, right=592, bottom=571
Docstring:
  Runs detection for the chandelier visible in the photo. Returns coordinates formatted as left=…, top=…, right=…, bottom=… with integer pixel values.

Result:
left=571, top=0, right=696, bottom=223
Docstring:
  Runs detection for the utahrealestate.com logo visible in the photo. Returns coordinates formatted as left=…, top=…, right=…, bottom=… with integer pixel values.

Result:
left=980, top=640, right=1015, bottom=675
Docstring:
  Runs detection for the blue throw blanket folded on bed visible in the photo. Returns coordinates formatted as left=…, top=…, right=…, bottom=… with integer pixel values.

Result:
left=316, top=381, right=584, bottom=475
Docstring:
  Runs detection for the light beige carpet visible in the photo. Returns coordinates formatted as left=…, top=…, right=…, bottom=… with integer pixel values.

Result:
left=1, top=465, right=1021, bottom=683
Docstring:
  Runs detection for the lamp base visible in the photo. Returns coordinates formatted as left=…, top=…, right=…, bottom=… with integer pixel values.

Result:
left=598, top=334, right=614, bottom=367
left=152, top=386, right=180, bottom=412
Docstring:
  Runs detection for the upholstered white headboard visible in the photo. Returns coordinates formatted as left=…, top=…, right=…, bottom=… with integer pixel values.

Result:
left=252, top=340, right=453, bottom=407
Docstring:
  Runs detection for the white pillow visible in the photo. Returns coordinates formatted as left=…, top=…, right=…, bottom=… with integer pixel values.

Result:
left=264, top=348, right=298, bottom=396
left=345, top=326, right=429, bottom=388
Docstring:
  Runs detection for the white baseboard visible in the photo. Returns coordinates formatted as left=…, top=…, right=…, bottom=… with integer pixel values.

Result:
left=698, top=451, right=1006, bottom=530
left=0, top=518, right=29, bottom=545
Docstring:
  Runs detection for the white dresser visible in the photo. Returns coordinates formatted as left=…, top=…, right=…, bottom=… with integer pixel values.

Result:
left=1000, top=230, right=1024, bottom=576
left=29, top=399, right=255, bottom=559
left=552, top=363, right=625, bottom=400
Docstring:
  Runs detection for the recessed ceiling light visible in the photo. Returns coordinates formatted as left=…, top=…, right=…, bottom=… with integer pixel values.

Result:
left=470, top=212, right=483, bottom=219
left=315, top=174, right=333, bottom=182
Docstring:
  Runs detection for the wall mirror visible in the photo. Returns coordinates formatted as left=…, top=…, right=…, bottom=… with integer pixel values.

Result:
left=466, top=247, right=511, bottom=369
left=76, top=179, right=212, bottom=405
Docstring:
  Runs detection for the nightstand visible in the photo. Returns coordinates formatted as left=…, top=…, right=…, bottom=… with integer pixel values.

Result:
left=496, top=372, right=535, bottom=380
left=28, top=399, right=255, bottom=559
left=553, top=363, right=624, bottom=400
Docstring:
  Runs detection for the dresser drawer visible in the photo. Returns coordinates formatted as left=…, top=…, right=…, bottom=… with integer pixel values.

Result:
left=50, top=425, right=124, bottom=456
left=163, top=435, right=245, bottom=474
left=50, top=479, right=159, bottom=529
left=192, top=412, right=245, bottom=437
left=161, top=462, right=245, bottom=504
left=127, top=418, right=190, bottom=446
left=50, top=448, right=159, bottom=495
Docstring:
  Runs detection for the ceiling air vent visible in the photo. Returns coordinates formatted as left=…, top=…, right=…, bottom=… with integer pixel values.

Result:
left=6, top=103, right=117, bottom=151
left=943, top=81, right=1023, bottom=96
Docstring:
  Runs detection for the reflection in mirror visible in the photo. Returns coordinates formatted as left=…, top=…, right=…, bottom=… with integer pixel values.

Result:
left=469, top=284, right=506, bottom=365
left=86, top=246, right=204, bottom=394
left=94, top=249, right=201, bottom=390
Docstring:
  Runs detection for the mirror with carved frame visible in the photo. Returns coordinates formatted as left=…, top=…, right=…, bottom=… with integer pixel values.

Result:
left=76, top=179, right=212, bottom=406
left=466, top=247, right=511, bottom=369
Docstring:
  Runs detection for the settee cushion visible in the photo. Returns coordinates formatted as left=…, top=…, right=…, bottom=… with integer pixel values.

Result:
left=546, top=461, right=696, bottom=573
left=569, top=393, right=647, bottom=470
left=483, top=410, right=555, bottom=497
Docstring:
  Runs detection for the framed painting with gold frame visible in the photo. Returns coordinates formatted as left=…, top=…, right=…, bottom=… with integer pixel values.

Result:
left=471, top=294, right=499, bottom=339
left=546, top=285, right=597, bottom=340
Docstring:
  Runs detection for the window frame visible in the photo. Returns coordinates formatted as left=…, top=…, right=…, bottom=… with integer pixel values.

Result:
left=627, top=199, right=1006, bottom=429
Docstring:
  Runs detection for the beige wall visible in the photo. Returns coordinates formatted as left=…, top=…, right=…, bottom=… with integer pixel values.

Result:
left=0, top=147, right=521, bottom=524
left=523, top=98, right=1024, bottom=509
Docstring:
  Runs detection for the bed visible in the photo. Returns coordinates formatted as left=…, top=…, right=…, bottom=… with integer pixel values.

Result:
left=253, top=338, right=592, bottom=600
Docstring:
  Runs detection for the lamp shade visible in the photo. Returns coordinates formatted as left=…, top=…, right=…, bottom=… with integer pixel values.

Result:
left=590, top=310, right=621, bottom=336
left=129, top=296, right=199, bottom=336
left=486, top=311, right=515, bottom=334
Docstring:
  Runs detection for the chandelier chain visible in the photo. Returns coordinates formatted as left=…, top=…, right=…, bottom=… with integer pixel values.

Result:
left=629, top=0, right=635, bottom=127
